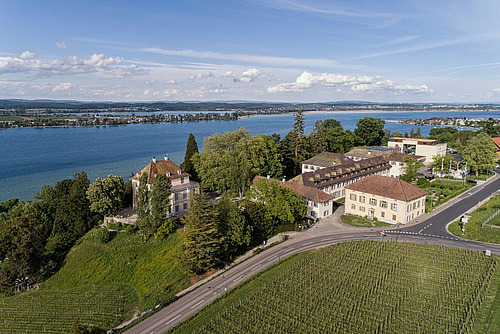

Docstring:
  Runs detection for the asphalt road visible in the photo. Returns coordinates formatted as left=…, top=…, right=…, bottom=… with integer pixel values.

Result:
left=124, top=174, right=500, bottom=334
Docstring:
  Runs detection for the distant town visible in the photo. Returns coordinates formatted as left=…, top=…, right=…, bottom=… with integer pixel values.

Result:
left=398, top=116, right=500, bottom=129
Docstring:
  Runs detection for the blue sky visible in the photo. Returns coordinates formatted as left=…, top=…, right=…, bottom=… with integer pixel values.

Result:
left=1, top=0, right=499, bottom=102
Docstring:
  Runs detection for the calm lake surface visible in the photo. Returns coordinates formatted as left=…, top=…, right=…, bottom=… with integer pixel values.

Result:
left=1, top=111, right=499, bottom=202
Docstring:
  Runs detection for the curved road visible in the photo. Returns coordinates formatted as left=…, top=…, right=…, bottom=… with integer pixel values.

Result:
left=125, top=174, right=500, bottom=334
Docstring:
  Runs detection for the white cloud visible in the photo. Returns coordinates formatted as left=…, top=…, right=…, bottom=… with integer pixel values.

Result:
left=238, top=68, right=261, bottom=82
left=486, top=88, right=500, bottom=98
left=56, top=42, right=67, bottom=49
left=190, top=72, right=214, bottom=80
left=0, top=52, right=147, bottom=77
left=223, top=71, right=236, bottom=77
left=20, top=51, right=35, bottom=59
left=52, top=82, right=73, bottom=92
left=267, top=71, right=432, bottom=95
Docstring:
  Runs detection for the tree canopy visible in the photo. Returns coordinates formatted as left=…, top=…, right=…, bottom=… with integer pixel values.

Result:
left=400, top=157, right=424, bottom=183
left=354, top=117, right=385, bottom=147
left=462, top=132, right=497, bottom=176
left=180, top=133, right=199, bottom=180
left=86, top=175, right=125, bottom=216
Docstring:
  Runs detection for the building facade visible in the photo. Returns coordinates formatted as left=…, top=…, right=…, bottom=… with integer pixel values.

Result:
left=345, top=148, right=425, bottom=178
left=131, top=156, right=199, bottom=217
left=344, top=175, right=427, bottom=224
left=292, top=155, right=391, bottom=200
left=387, top=137, right=446, bottom=163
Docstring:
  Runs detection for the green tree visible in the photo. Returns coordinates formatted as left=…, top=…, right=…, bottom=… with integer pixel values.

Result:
left=428, top=127, right=458, bottom=143
left=448, top=130, right=475, bottom=152
left=180, top=133, right=199, bottom=180
left=86, top=175, right=125, bottom=216
left=462, top=132, right=497, bottom=176
left=180, top=192, right=223, bottom=275
left=354, top=117, right=385, bottom=146
left=246, top=179, right=306, bottom=236
left=400, top=157, right=424, bottom=183
left=288, top=110, right=307, bottom=174
left=135, top=173, right=150, bottom=239
left=215, top=195, right=252, bottom=260
left=431, top=154, right=456, bottom=173
left=149, top=173, right=172, bottom=230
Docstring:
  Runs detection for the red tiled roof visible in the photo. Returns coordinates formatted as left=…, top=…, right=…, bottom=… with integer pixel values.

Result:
left=492, top=137, right=500, bottom=151
left=132, top=158, right=190, bottom=183
left=345, top=175, right=427, bottom=202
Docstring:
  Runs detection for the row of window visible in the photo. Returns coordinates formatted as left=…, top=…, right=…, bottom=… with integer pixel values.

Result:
left=310, top=210, right=330, bottom=218
left=174, top=202, right=188, bottom=213
left=350, top=194, right=399, bottom=211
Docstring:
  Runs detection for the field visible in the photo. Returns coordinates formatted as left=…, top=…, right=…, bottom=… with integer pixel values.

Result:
left=0, top=228, right=190, bottom=333
left=449, top=195, right=500, bottom=244
left=170, top=241, right=499, bottom=334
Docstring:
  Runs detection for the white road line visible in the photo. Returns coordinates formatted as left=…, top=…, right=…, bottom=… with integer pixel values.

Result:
left=190, top=300, right=205, bottom=309
left=233, top=275, right=245, bottom=282
left=321, top=238, right=333, bottom=241
left=251, top=264, right=262, bottom=271
left=283, top=247, right=294, bottom=253
left=165, top=314, right=182, bottom=325
left=302, top=241, right=313, bottom=246
left=267, top=255, right=277, bottom=261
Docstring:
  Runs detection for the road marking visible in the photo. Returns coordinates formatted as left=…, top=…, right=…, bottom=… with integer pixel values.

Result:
left=165, top=314, right=182, bottom=325
left=321, top=238, right=333, bottom=241
left=233, top=275, right=245, bottom=282
left=283, top=247, right=294, bottom=253
left=267, top=255, right=277, bottom=261
left=251, top=264, right=262, bottom=271
left=302, top=241, right=313, bottom=246
left=190, top=299, right=205, bottom=309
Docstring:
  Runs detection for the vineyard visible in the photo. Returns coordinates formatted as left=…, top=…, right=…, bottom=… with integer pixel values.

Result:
left=171, top=241, right=499, bottom=334
left=0, top=284, right=136, bottom=333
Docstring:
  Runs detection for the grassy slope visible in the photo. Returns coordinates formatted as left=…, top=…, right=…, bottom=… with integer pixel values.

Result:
left=0, top=228, right=190, bottom=333
left=171, top=241, right=499, bottom=334
left=341, top=214, right=391, bottom=227
left=449, top=195, right=500, bottom=244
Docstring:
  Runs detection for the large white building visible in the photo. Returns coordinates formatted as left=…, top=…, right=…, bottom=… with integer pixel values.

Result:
left=345, top=148, right=425, bottom=178
left=131, top=156, right=199, bottom=217
left=345, top=175, right=427, bottom=224
left=292, top=154, right=391, bottom=200
left=387, top=137, right=446, bottom=163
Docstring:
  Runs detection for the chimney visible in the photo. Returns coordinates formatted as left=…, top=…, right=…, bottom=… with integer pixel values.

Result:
left=164, top=154, right=169, bottom=161
left=267, top=174, right=270, bottom=179
left=152, top=156, right=156, bottom=163
left=282, top=176, right=286, bottom=183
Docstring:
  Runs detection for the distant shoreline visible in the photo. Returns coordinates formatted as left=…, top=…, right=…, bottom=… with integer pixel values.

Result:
left=304, top=109, right=497, bottom=114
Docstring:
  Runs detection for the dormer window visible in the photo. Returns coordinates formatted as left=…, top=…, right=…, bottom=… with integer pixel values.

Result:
left=177, top=170, right=182, bottom=175
left=167, top=172, right=171, bottom=177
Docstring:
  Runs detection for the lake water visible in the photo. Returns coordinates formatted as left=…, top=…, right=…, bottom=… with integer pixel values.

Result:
left=1, top=110, right=499, bottom=202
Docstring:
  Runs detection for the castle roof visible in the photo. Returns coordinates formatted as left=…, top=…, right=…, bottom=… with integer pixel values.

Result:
left=132, top=157, right=190, bottom=184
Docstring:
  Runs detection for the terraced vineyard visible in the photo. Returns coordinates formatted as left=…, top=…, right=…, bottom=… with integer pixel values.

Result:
left=171, top=241, right=499, bottom=334
left=0, top=284, right=136, bottom=333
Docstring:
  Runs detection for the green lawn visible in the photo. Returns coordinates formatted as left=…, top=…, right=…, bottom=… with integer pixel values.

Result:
left=341, top=214, right=391, bottom=227
left=449, top=195, right=500, bottom=244
left=0, top=228, right=190, bottom=333
left=170, top=241, right=499, bottom=334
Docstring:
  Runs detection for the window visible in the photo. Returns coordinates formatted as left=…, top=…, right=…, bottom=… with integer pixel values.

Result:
left=369, top=198, right=377, bottom=206
left=392, top=214, right=396, bottom=220
left=413, top=202, right=417, bottom=209
left=180, top=177, right=185, bottom=184
left=360, top=206, right=365, bottom=212
left=311, top=211, right=316, bottom=217
left=174, top=193, right=179, bottom=200
left=183, top=191, right=187, bottom=199
left=175, top=205, right=179, bottom=212
left=359, top=196, right=365, bottom=203
left=381, top=212, right=385, bottom=218
left=407, top=205, right=411, bottom=212
left=183, top=203, right=187, bottom=210
left=350, top=193, right=357, bottom=201
left=380, top=200, right=387, bottom=208
left=391, top=203, right=398, bottom=211
left=351, top=204, right=356, bottom=210
left=324, top=210, right=329, bottom=216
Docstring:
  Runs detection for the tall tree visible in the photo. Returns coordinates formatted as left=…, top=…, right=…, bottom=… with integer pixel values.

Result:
left=86, top=175, right=125, bottom=216
left=135, top=173, right=150, bottom=239
left=181, top=192, right=223, bottom=275
left=354, top=117, right=385, bottom=146
left=309, top=120, right=328, bottom=155
left=215, top=195, right=252, bottom=260
left=462, top=133, right=497, bottom=176
left=288, top=109, right=307, bottom=174
left=180, top=133, right=199, bottom=180
left=400, top=157, right=424, bottom=183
